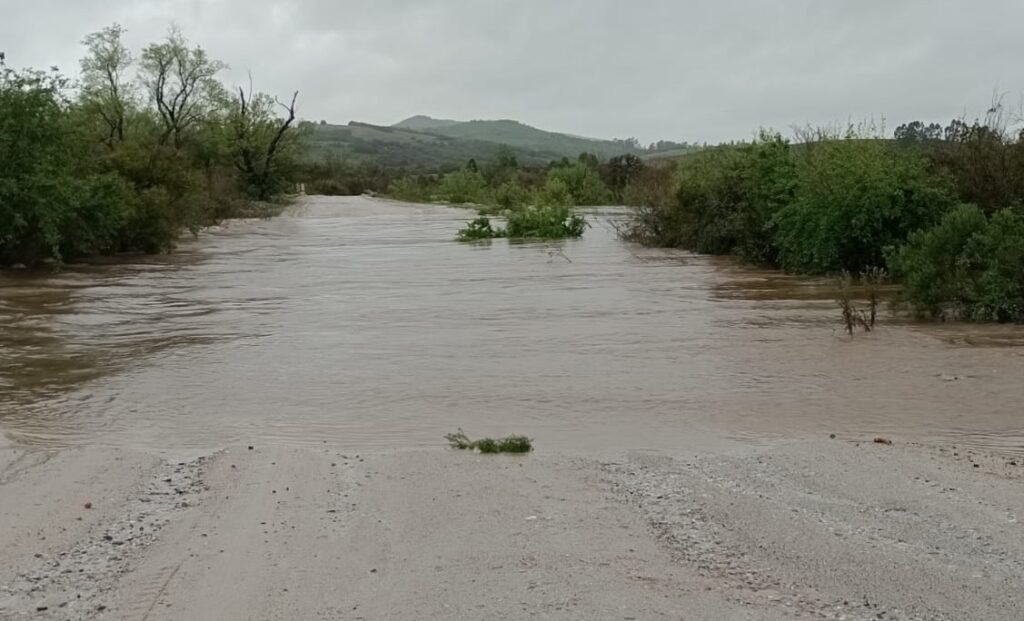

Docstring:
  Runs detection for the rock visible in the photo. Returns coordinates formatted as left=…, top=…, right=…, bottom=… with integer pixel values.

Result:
left=829, top=434, right=837, bottom=439
left=873, top=438, right=893, bottom=445
left=84, top=502, right=93, bottom=509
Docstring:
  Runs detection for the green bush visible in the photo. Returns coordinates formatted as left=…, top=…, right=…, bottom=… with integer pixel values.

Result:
left=774, top=139, right=956, bottom=274
left=891, top=205, right=1024, bottom=321
left=544, top=162, right=611, bottom=205
left=387, top=176, right=434, bottom=202
left=456, top=216, right=503, bottom=241
left=436, top=169, right=486, bottom=204
left=490, top=180, right=534, bottom=211
left=504, top=204, right=587, bottom=239
left=621, top=133, right=795, bottom=263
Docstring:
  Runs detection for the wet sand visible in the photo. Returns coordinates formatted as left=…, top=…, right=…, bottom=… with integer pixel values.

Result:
left=2, top=439, right=1023, bottom=620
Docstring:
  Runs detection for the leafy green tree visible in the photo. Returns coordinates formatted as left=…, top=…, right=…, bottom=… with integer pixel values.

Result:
left=604, top=154, right=645, bottom=196
left=79, top=24, right=135, bottom=147
left=0, top=63, right=126, bottom=263
left=139, top=28, right=226, bottom=149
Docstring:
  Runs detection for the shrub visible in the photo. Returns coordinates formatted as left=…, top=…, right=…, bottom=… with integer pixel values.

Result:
left=456, top=216, right=503, bottom=241
left=773, top=139, right=956, bottom=274
left=387, top=176, right=434, bottom=202
left=891, top=205, right=1024, bottom=321
left=620, top=132, right=796, bottom=264
left=544, top=162, right=611, bottom=205
left=436, top=169, right=486, bottom=204
left=504, top=204, right=588, bottom=239
left=490, top=180, right=534, bottom=211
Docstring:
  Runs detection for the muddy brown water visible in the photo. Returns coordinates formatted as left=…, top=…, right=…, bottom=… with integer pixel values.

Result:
left=1, top=196, right=1022, bottom=454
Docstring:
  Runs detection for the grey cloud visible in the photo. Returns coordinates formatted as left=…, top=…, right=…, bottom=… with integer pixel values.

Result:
left=2, top=0, right=1022, bottom=143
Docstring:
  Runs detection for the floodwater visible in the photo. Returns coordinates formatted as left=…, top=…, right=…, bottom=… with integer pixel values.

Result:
left=1, top=196, right=1022, bottom=454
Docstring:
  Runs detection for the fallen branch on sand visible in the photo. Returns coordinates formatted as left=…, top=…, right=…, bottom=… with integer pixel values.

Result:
left=445, top=429, right=533, bottom=454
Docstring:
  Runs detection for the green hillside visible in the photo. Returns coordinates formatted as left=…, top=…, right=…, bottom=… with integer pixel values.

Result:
left=303, top=116, right=646, bottom=171
left=393, top=115, right=460, bottom=131
left=304, top=121, right=563, bottom=170
left=409, top=118, right=641, bottom=160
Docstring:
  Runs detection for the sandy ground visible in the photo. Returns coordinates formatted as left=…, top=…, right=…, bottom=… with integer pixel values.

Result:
left=1, top=439, right=1023, bottom=620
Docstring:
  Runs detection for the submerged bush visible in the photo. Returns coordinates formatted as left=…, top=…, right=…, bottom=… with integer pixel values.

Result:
left=892, top=205, right=1024, bottom=321
left=456, top=216, right=503, bottom=241
left=504, top=204, right=588, bottom=239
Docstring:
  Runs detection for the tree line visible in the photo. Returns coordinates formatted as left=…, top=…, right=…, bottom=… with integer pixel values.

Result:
left=622, top=112, right=1024, bottom=323
left=0, top=25, right=302, bottom=267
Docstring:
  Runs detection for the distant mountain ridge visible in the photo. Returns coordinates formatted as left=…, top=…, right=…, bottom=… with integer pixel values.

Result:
left=392, top=115, right=461, bottom=131
left=303, top=115, right=685, bottom=171
left=390, top=115, right=637, bottom=161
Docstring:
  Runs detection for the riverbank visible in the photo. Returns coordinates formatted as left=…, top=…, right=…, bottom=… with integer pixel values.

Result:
left=2, top=439, right=1022, bottom=620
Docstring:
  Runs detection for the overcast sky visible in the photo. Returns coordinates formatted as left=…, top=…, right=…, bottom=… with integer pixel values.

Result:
left=2, top=0, right=1022, bottom=144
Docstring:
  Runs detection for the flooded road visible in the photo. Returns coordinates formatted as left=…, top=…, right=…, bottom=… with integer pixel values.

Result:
left=1, top=196, right=1022, bottom=454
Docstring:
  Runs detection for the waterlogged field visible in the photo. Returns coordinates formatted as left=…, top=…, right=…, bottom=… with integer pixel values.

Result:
left=0, top=195, right=1022, bottom=454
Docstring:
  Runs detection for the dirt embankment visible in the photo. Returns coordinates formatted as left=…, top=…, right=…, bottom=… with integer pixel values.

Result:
left=1, top=439, right=1022, bottom=620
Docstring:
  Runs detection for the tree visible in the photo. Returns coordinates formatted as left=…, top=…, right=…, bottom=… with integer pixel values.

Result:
left=604, top=154, right=645, bottom=195
left=139, top=28, right=226, bottom=148
left=80, top=24, right=135, bottom=147
left=230, top=83, right=300, bottom=199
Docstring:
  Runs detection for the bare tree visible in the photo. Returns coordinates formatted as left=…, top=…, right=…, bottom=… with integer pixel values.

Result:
left=80, top=24, right=135, bottom=147
left=231, top=81, right=300, bottom=199
left=139, top=27, right=225, bottom=148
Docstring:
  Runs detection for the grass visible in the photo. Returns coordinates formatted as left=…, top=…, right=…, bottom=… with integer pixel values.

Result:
left=444, top=429, right=533, bottom=454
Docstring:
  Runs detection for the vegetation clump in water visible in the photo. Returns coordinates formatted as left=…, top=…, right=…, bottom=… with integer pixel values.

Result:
left=445, top=429, right=533, bottom=454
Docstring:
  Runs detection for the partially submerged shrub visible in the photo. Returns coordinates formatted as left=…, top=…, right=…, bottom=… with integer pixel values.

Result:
left=891, top=205, right=1024, bottom=321
left=835, top=269, right=886, bottom=334
left=444, top=429, right=533, bottom=454
left=504, top=204, right=588, bottom=239
left=619, top=132, right=795, bottom=264
left=456, top=216, right=503, bottom=241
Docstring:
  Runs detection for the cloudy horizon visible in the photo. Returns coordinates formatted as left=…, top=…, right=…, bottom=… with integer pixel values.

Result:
left=2, top=0, right=1022, bottom=145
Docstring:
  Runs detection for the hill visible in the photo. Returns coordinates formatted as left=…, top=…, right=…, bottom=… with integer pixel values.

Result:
left=403, top=118, right=640, bottom=161
left=302, top=116, right=646, bottom=170
left=392, top=115, right=460, bottom=132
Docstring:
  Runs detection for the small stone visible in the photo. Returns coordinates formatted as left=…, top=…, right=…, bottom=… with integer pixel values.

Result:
left=369, top=568, right=377, bottom=573
left=829, top=434, right=836, bottom=439
left=248, top=446, right=254, bottom=451
left=84, top=502, right=93, bottom=509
